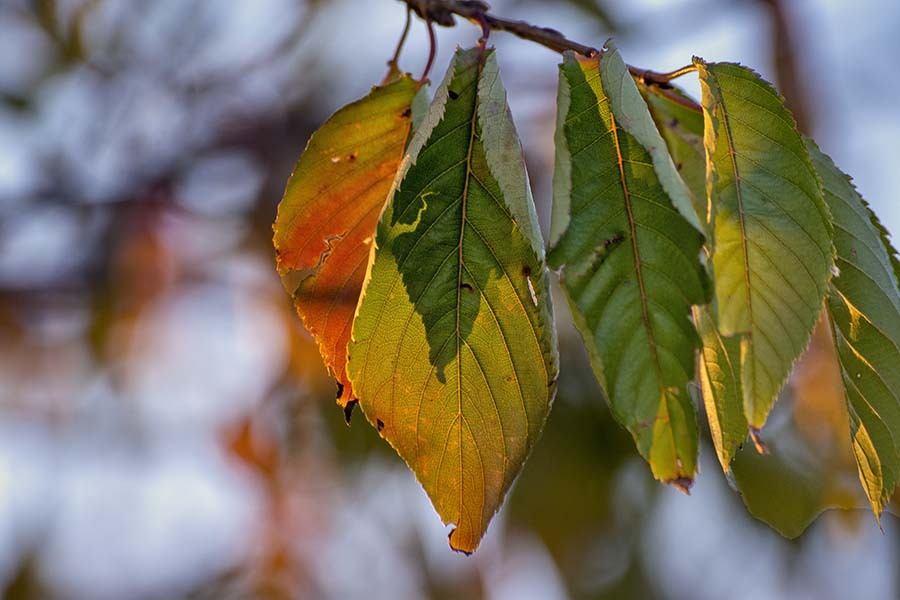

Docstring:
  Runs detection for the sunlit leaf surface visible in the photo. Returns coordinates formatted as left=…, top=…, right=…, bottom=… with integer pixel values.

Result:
left=695, top=60, right=834, bottom=429
left=347, top=47, right=558, bottom=553
left=809, top=140, right=900, bottom=517
left=273, top=75, right=419, bottom=413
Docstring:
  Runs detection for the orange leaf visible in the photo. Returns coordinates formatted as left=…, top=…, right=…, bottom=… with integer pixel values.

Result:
left=273, top=75, right=419, bottom=414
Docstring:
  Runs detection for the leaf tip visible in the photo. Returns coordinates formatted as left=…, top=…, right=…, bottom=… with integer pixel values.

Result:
left=667, top=477, right=694, bottom=495
left=448, top=527, right=475, bottom=556
left=749, top=427, right=769, bottom=455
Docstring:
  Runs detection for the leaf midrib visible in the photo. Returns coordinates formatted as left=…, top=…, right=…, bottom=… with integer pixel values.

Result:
left=455, top=53, right=485, bottom=531
left=608, top=110, right=681, bottom=471
left=716, top=94, right=757, bottom=406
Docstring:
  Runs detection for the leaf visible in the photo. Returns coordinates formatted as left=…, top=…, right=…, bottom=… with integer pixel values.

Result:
left=807, top=139, right=900, bottom=517
left=695, top=59, right=834, bottom=429
left=549, top=45, right=710, bottom=487
left=646, top=85, right=748, bottom=472
left=346, top=47, right=558, bottom=554
left=643, top=85, right=708, bottom=224
left=273, top=75, right=419, bottom=414
left=693, top=304, right=747, bottom=472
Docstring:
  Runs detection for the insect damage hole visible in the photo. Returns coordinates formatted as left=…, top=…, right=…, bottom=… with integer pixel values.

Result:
left=522, top=266, right=538, bottom=307
left=343, top=399, right=358, bottom=425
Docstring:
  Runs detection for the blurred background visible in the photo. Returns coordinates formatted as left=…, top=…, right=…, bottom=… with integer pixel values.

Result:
left=1, top=0, right=899, bottom=598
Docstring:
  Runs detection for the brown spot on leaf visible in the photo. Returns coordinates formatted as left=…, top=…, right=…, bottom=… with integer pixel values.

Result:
left=448, top=90, right=459, bottom=100
left=347, top=152, right=357, bottom=162
left=343, top=399, right=358, bottom=425
left=376, top=418, right=385, bottom=432
left=336, top=381, right=344, bottom=400
left=401, top=107, right=412, bottom=118
left=522, top=265, right=531, bottom=277
left=460, top=282, right=473, bottom=292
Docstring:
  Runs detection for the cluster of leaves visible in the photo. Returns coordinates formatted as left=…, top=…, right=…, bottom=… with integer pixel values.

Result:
left=273, top=39, right=900, bottom=553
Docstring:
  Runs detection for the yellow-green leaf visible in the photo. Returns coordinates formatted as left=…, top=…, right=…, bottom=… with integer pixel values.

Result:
left=273, top=75, right=419, bottom=413
left=643, top=85, right=708, bottom=225
left=647, top=84, right=749, bottom=472
left=808, top=140, right=900, bottom=517
left=347, top=47, right=558, bottom=554
left=695, top=60, right=834, bottom=429
left=549, top=46, right=709, bottom=487
left=693, top=304, right=747, bottom=472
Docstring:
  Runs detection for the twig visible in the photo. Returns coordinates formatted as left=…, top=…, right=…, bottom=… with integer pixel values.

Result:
left=422, top=17, right=438, bottom=82
left=400, top=0, right=700, bottom=111
left=405, top=0, right=598, bottom=57
left=628, top=64, right=698, bottom=87
left=385, top=7, right=413, bottom=81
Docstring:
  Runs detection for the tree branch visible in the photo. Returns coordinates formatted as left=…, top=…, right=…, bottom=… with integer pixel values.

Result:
left=400, top=0, right=701, bottom=113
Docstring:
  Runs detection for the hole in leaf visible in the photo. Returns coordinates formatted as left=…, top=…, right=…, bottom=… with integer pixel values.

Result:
left=343, top=399, right=358, bottom=425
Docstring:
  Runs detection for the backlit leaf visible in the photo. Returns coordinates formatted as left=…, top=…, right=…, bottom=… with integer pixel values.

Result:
left=273, top=75, right=419, bottom=414
left=808, top=140, right=900, bottom=517
left=694, top=304, right=747, bottom=472
left=647, top=85, right=748, bottom=472
left=346, top=47, right=558, bottom=554
left=549, top=45, right=709, bottom=487
left=695, top=60, right=834, bottom=429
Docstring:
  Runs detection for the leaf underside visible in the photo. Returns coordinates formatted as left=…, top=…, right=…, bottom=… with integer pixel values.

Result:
left=809, top=140, right=900, bottom=517
left=549, top=46, right=709, bottom=486
left=696, top=60, right=834, bottom=429
left=273, top=75, right=419, bottom=410
left=347, top=47, right=558, bottom=554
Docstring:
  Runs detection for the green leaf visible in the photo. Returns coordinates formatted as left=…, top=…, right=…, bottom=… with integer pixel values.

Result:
left=273, top=75, right=420, bottom=413
left=643, top=85, right=708, bottom=225
left=695, top=59, right=834, bottom=429
left=646, top=85, right=748, bottom=472
left=549, top=46, right=710, bottom=487
left=808, top=139, right=900, bottom=517
left=693, top=304, right=747, bottom=472
left=346, top=47, right=558, bottom=554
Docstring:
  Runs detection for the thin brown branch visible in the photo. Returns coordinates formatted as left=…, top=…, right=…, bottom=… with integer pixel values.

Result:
left=404, top=0, right=598, bottom=57
left=628, top=64, right=697, bottom=87
left=400, top=0, right=700, bottom=111
left=422, top=17, right=438, bottom=82
left=385, top=7, right=413, bottom=81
